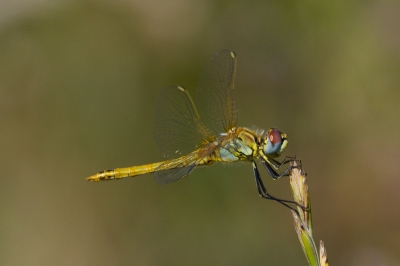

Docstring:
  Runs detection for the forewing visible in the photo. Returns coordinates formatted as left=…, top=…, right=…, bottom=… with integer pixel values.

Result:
left=154, top=86, right=216, bottom=159
left=196, top=50, right=238, bottom=134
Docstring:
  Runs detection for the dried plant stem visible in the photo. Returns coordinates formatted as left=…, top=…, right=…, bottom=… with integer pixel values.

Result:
left=289, top=160, right=329, bottom=266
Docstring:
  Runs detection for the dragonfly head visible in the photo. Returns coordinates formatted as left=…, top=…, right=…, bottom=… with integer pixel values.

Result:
left=263, top=128, right=288, bottom=157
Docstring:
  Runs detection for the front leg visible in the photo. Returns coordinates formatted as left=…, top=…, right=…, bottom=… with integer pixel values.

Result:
left=261, top=156, right=302, bottom=180
left=268, top=155, right=297, bottom=169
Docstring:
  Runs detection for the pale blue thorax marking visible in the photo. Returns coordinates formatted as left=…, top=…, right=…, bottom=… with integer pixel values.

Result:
left=218, top=138, right=253, bottom=162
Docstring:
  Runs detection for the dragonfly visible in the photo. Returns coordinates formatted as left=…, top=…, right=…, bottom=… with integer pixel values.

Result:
left=87, top=49, right=304, bottom=212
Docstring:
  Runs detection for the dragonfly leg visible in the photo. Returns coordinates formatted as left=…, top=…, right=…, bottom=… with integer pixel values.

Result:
left=251, top=161, right=306, bottom=214
left=268, top=155, right=297, bottom=169
left=261, top=157, right=303, bottom=180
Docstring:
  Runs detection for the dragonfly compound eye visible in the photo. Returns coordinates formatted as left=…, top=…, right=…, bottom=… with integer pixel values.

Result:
left=264, top=128, right=285, bottom=155
left=269, top=128, right=282, bottom=144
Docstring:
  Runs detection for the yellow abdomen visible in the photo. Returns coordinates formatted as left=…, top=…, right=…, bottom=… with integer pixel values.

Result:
left=86, top=162, right=164, bottom=182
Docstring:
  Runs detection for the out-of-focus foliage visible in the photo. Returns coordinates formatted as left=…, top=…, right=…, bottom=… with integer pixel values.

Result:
left=1, top=1, right=399, bottom=265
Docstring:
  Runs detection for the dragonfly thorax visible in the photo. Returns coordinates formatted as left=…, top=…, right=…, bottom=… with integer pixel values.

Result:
left=213, top=127, right=257, bottom=162
left=216, top=127, right=288, bottom=163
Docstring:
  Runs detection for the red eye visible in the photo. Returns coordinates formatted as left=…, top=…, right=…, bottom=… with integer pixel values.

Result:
left=269, top=128, right=282, bottom=144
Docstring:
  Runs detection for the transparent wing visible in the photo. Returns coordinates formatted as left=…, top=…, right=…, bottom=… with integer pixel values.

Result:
left=155, top=166, right=196, bottom=184
left=154, top=51, right=238, bottom=183
left=154, top=141, right=219, bottom=184
left=154, top=86, right=216, bottom=159
left=154, top=150, right=201, bottom=184
left=196, top=50, right=238, bottom=135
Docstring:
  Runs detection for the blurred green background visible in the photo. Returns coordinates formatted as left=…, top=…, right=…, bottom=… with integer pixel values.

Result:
left=1, top=0, right=400, bottom=265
